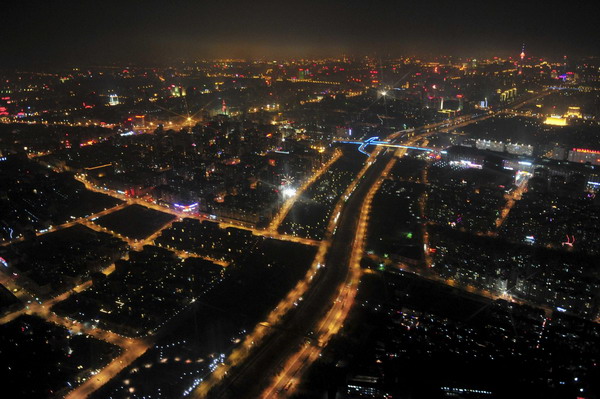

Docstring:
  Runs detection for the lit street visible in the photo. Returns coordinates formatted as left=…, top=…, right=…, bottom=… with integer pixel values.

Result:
left=1, top=14, right=598, bottom=397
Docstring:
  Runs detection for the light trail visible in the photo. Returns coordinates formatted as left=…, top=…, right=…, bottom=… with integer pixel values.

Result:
left=200, top=126, right=450, bottom=398
left=259, top=146, right=404, bottom=398
left=192, top=141, right=389, bottom=399
left=494, top=173, right=530, bottom=230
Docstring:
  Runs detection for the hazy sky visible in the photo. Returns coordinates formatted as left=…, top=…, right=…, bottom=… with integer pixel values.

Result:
left=1, top=0, right=598, bottom=67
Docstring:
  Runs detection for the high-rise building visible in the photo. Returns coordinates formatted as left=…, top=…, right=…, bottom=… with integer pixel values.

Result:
left=108, top=94, right=119, bottom=106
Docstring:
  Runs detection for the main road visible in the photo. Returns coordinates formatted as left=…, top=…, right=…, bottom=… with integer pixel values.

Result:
left=197, top=146, right=394, bottom=399
left=192, top=89, right=555, bottom=399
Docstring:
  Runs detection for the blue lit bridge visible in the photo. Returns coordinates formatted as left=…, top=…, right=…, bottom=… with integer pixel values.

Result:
left=335, top=136, right=434, bottom=155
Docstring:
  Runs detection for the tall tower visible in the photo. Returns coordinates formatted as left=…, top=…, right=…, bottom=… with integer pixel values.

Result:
left=519, top=43, right=526, bottom=75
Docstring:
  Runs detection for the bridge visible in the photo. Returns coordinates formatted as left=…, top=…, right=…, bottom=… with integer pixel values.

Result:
left=335, top=136, right=434, bottom=155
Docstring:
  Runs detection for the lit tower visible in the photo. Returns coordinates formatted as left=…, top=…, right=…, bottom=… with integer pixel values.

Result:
left=519, top=43, right=525, bottom=75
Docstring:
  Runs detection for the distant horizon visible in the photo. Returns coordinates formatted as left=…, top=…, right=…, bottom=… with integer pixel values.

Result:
left=2, top=0, right=598, bottom=68
left=1, top=52, right=597, bottom=71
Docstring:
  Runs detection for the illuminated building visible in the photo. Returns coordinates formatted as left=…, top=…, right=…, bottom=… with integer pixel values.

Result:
left=347, top=375, right=390, bottom=398
left=547, top=147, right=567, bottom=161
left=444, top=146, right=486, bottom=167
left=108, top=93, right=119, bottom=106
left=506, top=142, right=533, bottom=156
left=472, top=139, right=532, bottom=157
left=173, top=203, right=199, bottom=213
left=568, top=148, right=600, bottom=166
left=221, top=99, right=227, bottom=115
left=170, top=85, right=185, bottom=97
left=564, top=106, right=582, bottom=118
left=544, top=115, right=567, bottom=126
left=476, top=139, right=504, bottom=152
left=498, top=88, right=517, bottom=102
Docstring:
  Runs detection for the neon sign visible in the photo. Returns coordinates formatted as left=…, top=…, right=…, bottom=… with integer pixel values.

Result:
left=572, top=148, right=600, bottom=154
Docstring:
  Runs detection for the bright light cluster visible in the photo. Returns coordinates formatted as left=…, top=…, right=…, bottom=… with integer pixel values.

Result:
left=282, top=187, right=297, bottom=198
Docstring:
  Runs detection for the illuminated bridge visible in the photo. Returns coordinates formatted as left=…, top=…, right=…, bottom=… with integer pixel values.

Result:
left=335, top=136, right=434, bottom=155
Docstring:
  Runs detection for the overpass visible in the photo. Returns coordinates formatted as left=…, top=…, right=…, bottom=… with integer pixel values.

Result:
left=335, top=136, right=434, bottom=155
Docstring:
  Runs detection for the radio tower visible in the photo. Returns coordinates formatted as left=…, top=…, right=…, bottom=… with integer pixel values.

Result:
left=519, top=43, right=526, bottom=75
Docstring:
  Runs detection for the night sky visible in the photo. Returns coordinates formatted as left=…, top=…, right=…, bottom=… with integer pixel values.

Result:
left=1, top=0, right=598, bottom=67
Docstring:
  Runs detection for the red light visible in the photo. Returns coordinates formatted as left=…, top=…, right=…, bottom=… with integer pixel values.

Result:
left=573, top=148, right=600, bottom=154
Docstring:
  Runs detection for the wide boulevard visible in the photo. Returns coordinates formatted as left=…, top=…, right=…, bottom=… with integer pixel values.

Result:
left=200, top=146, right=393, bottom=399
